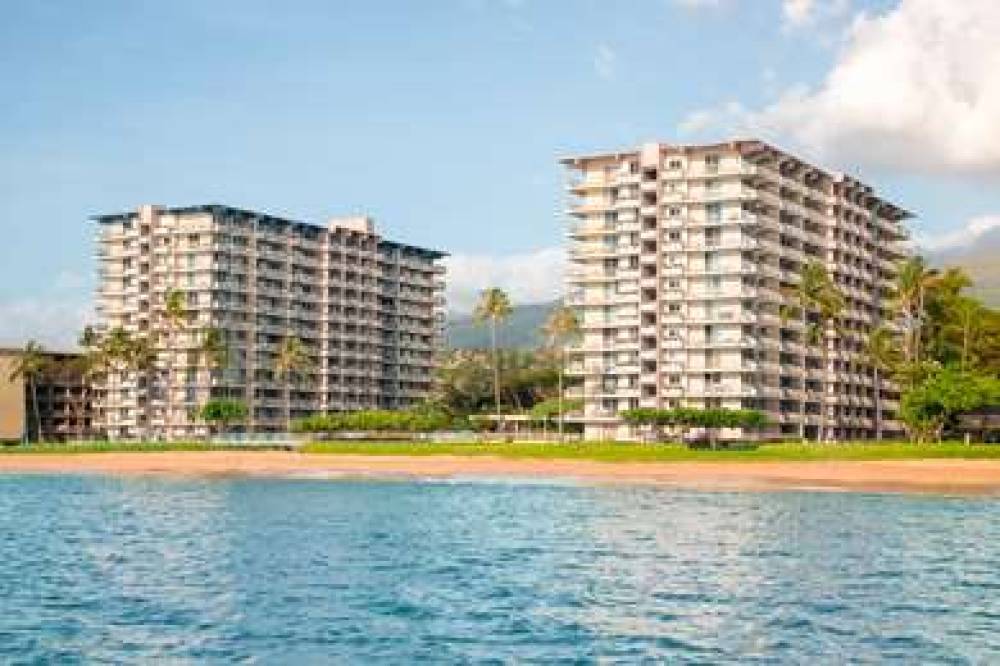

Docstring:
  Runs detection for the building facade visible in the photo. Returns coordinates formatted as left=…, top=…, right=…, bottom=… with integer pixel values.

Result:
left=93, top=204, right=446, bottom=440
left=0, top=349, right=94, bottom=442
left=562, top=140, right=910, bottom=441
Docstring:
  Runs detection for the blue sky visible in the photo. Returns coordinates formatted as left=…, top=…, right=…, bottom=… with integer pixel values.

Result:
left=1, top=0, right=998, bottom=345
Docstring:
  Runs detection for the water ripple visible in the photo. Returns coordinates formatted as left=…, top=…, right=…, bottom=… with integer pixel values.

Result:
left=0, top=476, right=998, bottom=662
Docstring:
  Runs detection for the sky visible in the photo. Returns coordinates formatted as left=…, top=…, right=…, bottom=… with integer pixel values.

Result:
left=1, top=0, right=998, bottom=347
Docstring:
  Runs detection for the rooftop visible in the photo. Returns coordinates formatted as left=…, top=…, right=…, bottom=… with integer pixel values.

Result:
left=559, top=138, right=913, bottom=220
left=91, top=203, right=447, bottom=259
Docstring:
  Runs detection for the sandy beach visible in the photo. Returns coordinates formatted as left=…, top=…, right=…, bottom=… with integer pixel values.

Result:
left=0, top=450, right=999, bottom=494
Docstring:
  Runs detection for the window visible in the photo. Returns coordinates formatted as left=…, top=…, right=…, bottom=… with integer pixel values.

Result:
left=704, top=251, right=718, bottom=270
left=705, top=154, right=720, bottom=171
left=668, top=206, right=682, bottom=217
left=666, top=158, right=682, bottom=170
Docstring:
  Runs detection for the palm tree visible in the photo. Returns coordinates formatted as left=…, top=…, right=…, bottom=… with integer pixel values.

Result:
left=892, top=256, right=940, bottom=366
left=75, top=326, right=109, bottom=440
left=198, top=327, right=229, bottom=395
left=196, top=327, right=230, bottom=440
left=473, top=288, right=513, bottom=417
left=100, top=327, right=134, bottom=441
left=162, top=289, right=187, bottom=439
left=950, top=297, right=982, bottom=371
left=9, top=341, right=48, bottom=443
left=274, top=336, right=313, bottom=434
left=541, top=305, right=580, bottom=441
left=794, top=261, right=844, bottom=442
left=865, top=325, right=900, bottom=441
left=128, top=334, right=158, bottom=441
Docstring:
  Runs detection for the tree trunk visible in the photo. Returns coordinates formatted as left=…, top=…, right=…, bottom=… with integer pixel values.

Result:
left=557, top=348, right=565, bottom=442
left=491, top=320, right=500, bottom=416
left=799, top=310, right=806, bottom=441
left=873, top=366, right=882, bottom=442
left=818, top=340, right=828, bottom=444
left=286, top=379, right=292, bottom=436
left=31, top=378, right=40, bottom=443
left=166, top=332, right=174, bottom=442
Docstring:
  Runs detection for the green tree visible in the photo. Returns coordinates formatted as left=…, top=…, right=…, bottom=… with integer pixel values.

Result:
left=892, top=256, right=940, bottom=366
left=793, top=260, right=845, bottom=442
left=9, top=341, right=48, bottom=443
left=541, top=305, right=581, bottom=441
left=198, top=327, right=229, bottom=398
left=162, top=289, right=188, bottom=438
left=128, top=334, right=158, bottom=440
left=473, top=288, right=513, bottom=416
left=199, top=398, right=248, bottom=437
left=945, top=296, right=984, bottom=372
left=899, top=367, right=1000, bottom=442
left=274, top=336, right=313, bottom=434
left=865, top=325, right=901, bottom=441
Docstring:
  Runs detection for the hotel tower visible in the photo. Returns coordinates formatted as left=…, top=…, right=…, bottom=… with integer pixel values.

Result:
left=93, top=204, right=445, bottom=440
left=561, top=140, right=910, bottom=441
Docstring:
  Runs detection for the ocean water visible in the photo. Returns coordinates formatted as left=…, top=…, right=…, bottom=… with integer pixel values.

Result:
left=0, top=476, right=998, bottom=663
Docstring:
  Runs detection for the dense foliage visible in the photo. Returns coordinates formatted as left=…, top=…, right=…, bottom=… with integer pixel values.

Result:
left=293, top=409, right=464, bottom=434
left=621, top=407, right=768, bottom=444
left=198, top=399, right=248, bottom=434
left=428, top=348, right=561, bottom=415
left=898, top=368, right=1000, bottom=442
left=529, top=398, right=584, bottom=420
left=874, top=259, right=1000, bottom=441
left=621, top=408, right=768, bottom=429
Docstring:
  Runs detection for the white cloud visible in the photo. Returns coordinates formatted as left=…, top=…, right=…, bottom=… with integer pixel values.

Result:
left=679, top=0, right=1000, bottom=175
left=444, top=246, right=565, bottom=313
left=0, top=299, right=93, bottom=351
left=782, top=0, right=849, bottom=29
left=782, top=0, right=815, bottom=26
left=594, top=44, right=617, bottom=80
left=917, top=214, right=1000, bottom=252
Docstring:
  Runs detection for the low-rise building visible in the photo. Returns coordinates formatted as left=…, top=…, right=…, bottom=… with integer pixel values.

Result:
left=0, top=348, right=94, bottom=443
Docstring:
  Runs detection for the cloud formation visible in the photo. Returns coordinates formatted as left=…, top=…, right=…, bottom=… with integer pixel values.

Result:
left=917, top=214, right=1000, bottom=252
left=444, top=246, right=565, bottom=313
left=679, top=0, right=1000, bottom=175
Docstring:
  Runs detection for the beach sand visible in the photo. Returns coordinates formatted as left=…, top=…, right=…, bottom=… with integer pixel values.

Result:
left=0, top=451, right=999, bottom=494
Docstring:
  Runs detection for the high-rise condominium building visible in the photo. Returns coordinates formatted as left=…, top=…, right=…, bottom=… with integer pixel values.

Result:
left=562, top=140, right=910, bottom=442
left=93, top=204, right=446, bottom=440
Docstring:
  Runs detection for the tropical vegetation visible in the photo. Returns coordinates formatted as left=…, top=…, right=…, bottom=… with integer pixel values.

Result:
left=622, top=407, right=769, bottom=447
left=198, top=398, right=248, bottom=436
left=473, top=287, right=513, bottom=416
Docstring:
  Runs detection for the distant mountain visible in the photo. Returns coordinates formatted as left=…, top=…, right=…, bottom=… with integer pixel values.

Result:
left=930, top=228, right=1000, bottom=307
left=447, top=300, right=559, bottom=349
left=442, top=234, right=1000, bottom=350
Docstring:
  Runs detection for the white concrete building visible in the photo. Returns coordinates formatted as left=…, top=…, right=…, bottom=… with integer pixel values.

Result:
left=93, top=204, right=445, bottom=439
left=561, top=140, right=910, bottom=441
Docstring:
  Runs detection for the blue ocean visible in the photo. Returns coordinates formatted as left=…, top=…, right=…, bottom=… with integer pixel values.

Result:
left=1, top=475, right=997, bottom=663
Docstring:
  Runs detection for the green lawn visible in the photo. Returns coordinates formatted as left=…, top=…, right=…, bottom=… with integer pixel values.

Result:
left=302, top=440, right=1000, bottom=462
left=2, top=440, right=999, bottom=462
left=0, top=441, right=238, bottom=455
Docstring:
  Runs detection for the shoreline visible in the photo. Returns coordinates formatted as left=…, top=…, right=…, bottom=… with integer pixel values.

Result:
left=0, top=451, right=999, bottom=495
